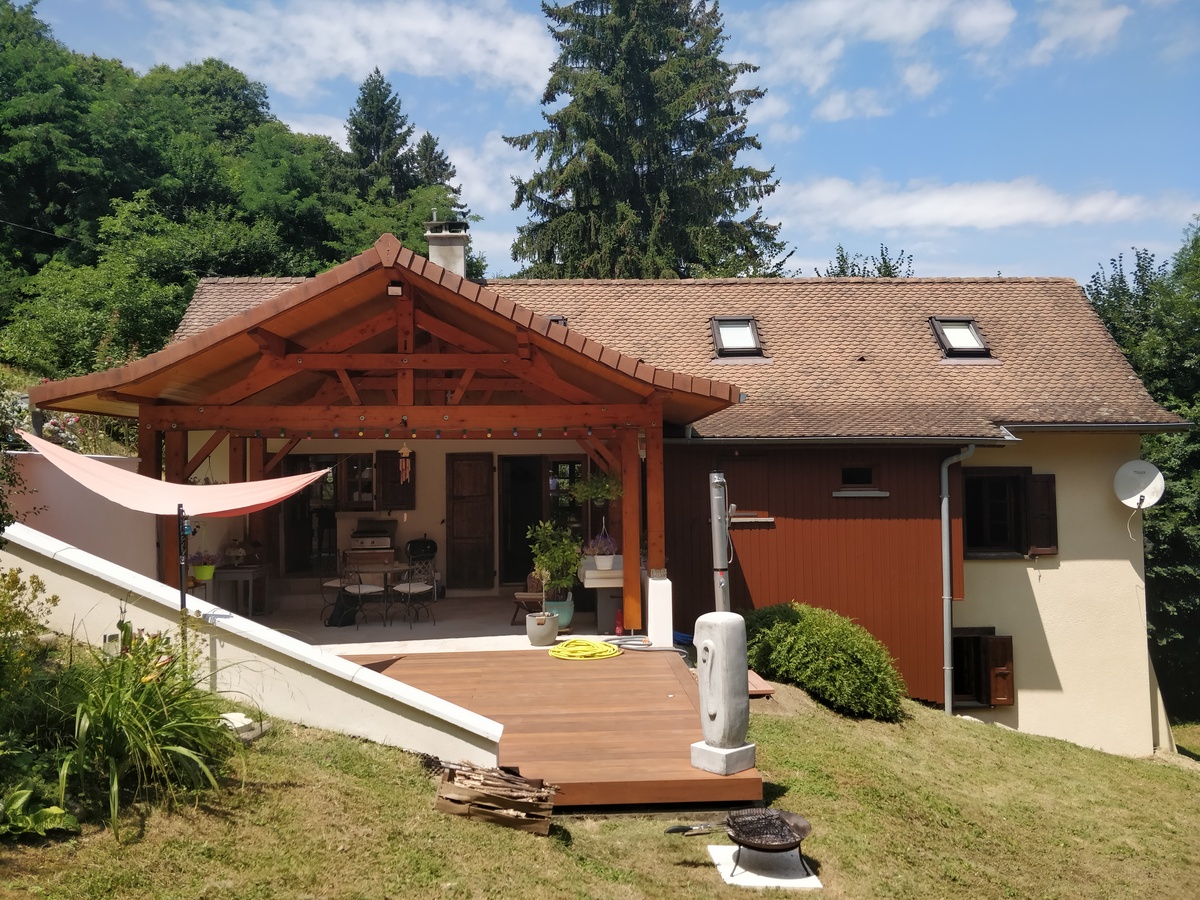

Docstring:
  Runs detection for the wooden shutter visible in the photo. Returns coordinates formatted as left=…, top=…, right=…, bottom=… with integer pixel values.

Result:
left=985, top=635, right=1015, bottom=706
left=1024, top=473, right=1058, bottom=556
left=377, top=450, right=416, bottom=510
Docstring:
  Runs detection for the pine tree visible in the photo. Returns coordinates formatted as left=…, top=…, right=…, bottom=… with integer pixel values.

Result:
left=346, top=67, right=415, bottom=198
left=505, top=0, right=787, bottom=278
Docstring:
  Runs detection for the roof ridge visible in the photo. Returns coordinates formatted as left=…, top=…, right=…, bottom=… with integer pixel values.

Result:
left=485, top=276, right=1080, bottom=286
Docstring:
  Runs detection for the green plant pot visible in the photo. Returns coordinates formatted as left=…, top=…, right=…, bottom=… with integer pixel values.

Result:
left=544, top=596, right=575, bottom=628
left=192, top=565, right=215, bottom=582
left=526, top=612, right=559, bottom=646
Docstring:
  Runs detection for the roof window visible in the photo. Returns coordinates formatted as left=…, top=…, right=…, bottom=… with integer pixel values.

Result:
left=930, top=317, right=990, bottom=358
left=711, top=316, right=764, bottom=358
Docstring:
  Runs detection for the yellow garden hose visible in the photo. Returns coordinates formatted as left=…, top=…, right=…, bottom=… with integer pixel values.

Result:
left=548, top=638, right=623, bottom=660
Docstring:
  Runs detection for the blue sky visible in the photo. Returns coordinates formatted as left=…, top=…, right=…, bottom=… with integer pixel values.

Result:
left=39, top=0, right=1198, bottom=281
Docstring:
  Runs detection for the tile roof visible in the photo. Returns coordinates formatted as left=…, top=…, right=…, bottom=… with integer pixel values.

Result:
left=174, top=277, right=309, bottom=340
left=179, top=273, right=1182, bottom=441
left=486, top=277, right=1182, bottom=439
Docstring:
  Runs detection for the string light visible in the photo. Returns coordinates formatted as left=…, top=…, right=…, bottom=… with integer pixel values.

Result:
left=384, top=428, right=390, bottom=438
left=306, top=432, right=312, bottom=440
left=537, top=428, right=543, bottom=438
left=279, top=428, right=286, bottom=438
left=587, top=426, right=593, bottom=436
left=513, top=427, right=518, bottom=437
left=435, top=429, right=441, bottom=439
left=462, top=429, right=467, bottom=439
left=486, top=428, right=492, bottom=438
left=411, top=429, right=417, bottom=439
left=563, top=426, right=568, bottom=436
left=358, top=429, right=364, bottom=437
left=333, top=429, right=339, bottom=438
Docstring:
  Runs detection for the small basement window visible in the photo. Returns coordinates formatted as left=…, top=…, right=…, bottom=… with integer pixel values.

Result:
left=711, top=316, right=764, bottom=357
left=930, top=316, right=990, bottom=358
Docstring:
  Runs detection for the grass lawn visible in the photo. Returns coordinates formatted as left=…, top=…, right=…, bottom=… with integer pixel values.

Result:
left=2, top=686, right=1197, bottom=899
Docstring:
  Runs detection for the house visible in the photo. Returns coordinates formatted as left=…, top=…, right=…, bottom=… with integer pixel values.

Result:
left=27, top=226, right=1184, bottom=757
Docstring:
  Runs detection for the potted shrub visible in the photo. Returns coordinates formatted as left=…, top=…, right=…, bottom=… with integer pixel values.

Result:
left=582, top=529, right=618, bottom=570
left=569, top=470, right=622, bottom=506
left=525, top=520, right=581, bottom=644
left=187, top=550, right=218, bottom=581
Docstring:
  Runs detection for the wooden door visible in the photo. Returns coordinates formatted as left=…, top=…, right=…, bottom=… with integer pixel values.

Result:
left=446, top=453, right=494, bottom=589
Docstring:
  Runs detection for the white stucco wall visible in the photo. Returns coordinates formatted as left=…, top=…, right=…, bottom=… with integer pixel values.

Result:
left=956, top=431, right=1173, bottom=756
left=10, top=452, right=158, bottom=577
left=0, top=523, right=502, bottom=766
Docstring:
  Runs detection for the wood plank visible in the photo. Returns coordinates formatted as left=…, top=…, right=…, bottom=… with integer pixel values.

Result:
left=348, top=649, right=762, bottom=808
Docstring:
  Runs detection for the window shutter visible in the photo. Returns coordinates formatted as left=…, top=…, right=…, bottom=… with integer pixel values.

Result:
left=984, top=635, right=1015, bottom=706
left=1024, top=473, right=1058, bottom=556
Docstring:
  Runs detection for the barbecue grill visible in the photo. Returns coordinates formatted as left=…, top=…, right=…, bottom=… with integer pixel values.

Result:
left=724, top=808, right=811, bottom=875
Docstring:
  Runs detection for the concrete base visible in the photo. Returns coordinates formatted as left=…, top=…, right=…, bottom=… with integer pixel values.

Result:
left=647, top=575, right=674, bottom=647
left=691, top=740, right=756, bottom=775
left=706, top=845, right=822, bottom=890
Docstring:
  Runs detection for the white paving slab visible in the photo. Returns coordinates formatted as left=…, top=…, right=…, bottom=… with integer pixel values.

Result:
left=706, top=845, right=822, bottom=890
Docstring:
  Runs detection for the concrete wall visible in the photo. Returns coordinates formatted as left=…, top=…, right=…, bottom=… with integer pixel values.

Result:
left=956, top=432, right=1173, bottom=756
left=10, top=452, right=158, bottom=578
left=0, top=523, right=502, bottom=766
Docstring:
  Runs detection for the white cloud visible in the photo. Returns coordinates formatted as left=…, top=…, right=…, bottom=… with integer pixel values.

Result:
left=951, top=0, right=1018, bottom=45
left=143, top=0, right=554, bottom=101
left=813, top=89, right=890, bottom=121
left=768, top=175, right=1194, bottom=232
left=747, top=93, right=804, bottom=143
left=280, top=113, right=349, bottom=148
left=901, top=61, right=942, bottom=96
left=1029, top=0, right=1132, bottom=65
left=449, top=130, right=535, bottom=217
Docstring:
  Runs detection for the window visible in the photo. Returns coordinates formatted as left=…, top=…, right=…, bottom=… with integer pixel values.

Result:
left=963, top=467, right=1057, bottom=557
left=711, top=316, right=764, bottom=357
left=952, top=627, right=1015, bottom=707
left=841, top=466, right=873, bottom=487
left=930, top=316, right=990, bottom=357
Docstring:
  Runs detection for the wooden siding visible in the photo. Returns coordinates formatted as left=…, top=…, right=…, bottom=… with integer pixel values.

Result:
left=664, top=444, right=955, bottom=703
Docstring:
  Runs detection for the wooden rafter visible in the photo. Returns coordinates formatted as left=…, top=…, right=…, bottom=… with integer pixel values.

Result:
left=247, top=327, right=290, bottom=357
left=336, top=370, right=361, bottom=405
left=265, top=438, right=301, bottom=475
left=449, top=369, right=475, bottom=405
left=414, top=310, right=500, bottom=353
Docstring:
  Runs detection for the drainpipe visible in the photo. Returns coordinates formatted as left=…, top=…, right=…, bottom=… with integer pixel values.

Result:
left=940, top=444, right=975, bottom=714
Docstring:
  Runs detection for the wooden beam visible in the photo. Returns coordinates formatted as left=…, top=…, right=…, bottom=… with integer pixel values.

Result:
left=206, top=309, right=398, bottom=406
left=415, top=310, right=501, bottom=353
left=336, top=370, right=362, bottom=405
left=619, top=428, right=642, bottom=631
left=396, top=294, right=414, bottom=405
left=247, top=327, right=290, bottom=357
left=183, top=430, right=228, bottom=481
left=286, top=352, right=528, bottom=370
left=449, top=369, right=475, bottom=405
left=228, top=437, right=246, bottom=484
left=265, top=438, right=300, bottom=475
left=141, top=403, right=657, bottom=432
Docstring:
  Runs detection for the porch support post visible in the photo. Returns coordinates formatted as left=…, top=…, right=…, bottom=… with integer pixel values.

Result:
left=619, top=428, right=642, bottom=631
left=138, top=424, right=167, bottom=582
left=162, top=430, right=188, bottom=590
left=247, top=438, right=268, bottom=564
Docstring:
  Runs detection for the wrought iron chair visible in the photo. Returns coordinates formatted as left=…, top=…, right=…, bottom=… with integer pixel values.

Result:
left=324, top=551, right=387, bottom=628
left=389, top=539, right=438, bottom=627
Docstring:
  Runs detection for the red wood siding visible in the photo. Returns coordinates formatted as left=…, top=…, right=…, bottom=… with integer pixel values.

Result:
left=664, top=445, right=952, bottom=703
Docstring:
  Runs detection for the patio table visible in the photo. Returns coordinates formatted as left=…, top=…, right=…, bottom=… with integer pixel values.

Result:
left=213, top=563, right=271, bottom=617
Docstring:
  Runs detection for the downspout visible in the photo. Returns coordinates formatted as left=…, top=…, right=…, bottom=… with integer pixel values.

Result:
left=941, top=444, right=975, bottom=714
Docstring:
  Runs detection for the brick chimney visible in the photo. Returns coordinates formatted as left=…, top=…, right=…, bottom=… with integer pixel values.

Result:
left=424, top=214, right=469, bottom=278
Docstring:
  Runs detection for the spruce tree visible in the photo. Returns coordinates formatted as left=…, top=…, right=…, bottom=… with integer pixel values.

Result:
left=346, top=67, right=415, bottom=198
left=505, top=0, right=787, bottom=278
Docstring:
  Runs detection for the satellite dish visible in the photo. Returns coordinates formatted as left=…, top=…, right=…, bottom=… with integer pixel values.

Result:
left=1113, top=460, right=1165, bottom=509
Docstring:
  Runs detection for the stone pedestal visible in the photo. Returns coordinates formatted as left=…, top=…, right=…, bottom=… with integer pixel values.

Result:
left=691, top=740, right=756, bottom=775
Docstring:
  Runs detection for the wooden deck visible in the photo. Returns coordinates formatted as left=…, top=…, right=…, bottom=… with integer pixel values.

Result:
left=345, top=649, right=763, bottom=807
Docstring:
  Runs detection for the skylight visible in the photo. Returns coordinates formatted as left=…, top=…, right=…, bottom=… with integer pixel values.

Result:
left=711, top=316, right=763, bottom=357
left=930, top=317, right=990, bottom=358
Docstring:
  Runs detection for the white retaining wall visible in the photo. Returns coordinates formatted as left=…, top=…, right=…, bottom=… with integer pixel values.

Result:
left=0, top=522, right=501, bottom=766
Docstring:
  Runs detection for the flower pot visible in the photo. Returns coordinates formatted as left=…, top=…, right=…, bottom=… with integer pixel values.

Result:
left=192, top=564, right=215, bottom=582
left=594, top=554, right=615, bottom=570
left=526, top=611, right=559, bottom=646
left=544, top=595, right=575, bottom=628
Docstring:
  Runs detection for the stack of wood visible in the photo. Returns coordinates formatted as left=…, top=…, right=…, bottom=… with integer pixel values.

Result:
left=434, top=761, right=557, bottom=835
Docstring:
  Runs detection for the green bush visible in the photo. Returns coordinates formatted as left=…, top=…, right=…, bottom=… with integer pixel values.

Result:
left=0, top=569, right=58, bottom=733
left=745, top=602, right=908, bottom=722
left=56, top=622, right=241, bottom=839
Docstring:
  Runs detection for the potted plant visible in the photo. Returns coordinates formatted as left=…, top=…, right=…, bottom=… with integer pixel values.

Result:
left=569, top=470, right=623, bottom=506
left=525, top=520, right=582, bottom=644
left=582, top=528, right=618, bottom=570
left=187, top=550, right=218, bottom=581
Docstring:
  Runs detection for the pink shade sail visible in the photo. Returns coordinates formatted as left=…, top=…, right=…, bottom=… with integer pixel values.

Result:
left=17, top=430, right=330, bottom=517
